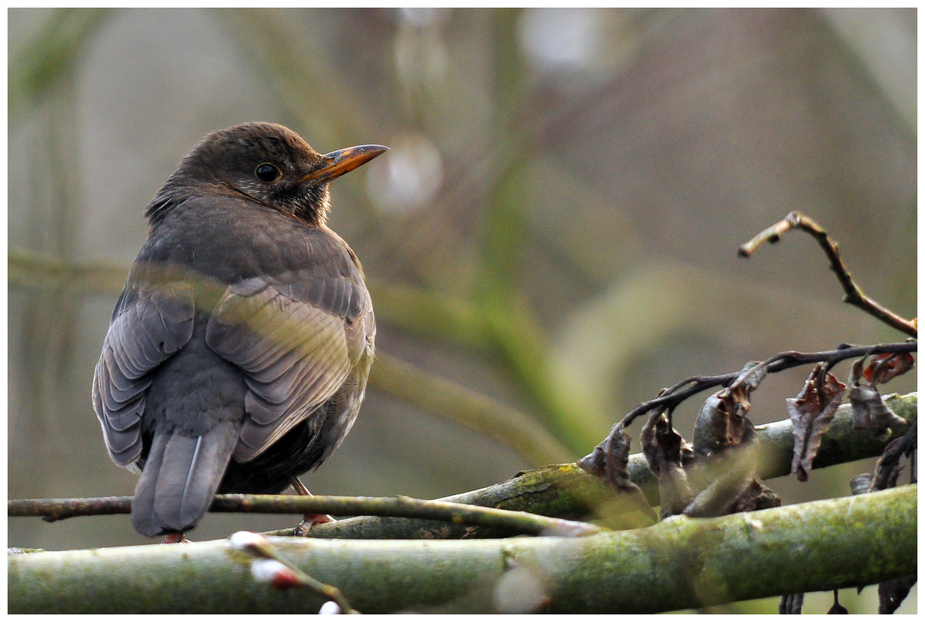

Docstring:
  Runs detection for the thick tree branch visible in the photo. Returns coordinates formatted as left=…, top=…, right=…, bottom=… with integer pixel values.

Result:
left=8, top=485, right=916, bottom=613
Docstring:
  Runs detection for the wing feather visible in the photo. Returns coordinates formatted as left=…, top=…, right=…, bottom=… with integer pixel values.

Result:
left=91, top=282, right=195, bottom=467
left=206, top=272, right=371, bottom=463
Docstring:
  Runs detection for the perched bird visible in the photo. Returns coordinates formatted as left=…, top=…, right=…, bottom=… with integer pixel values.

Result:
left=92, top=123, right=385, bottom=538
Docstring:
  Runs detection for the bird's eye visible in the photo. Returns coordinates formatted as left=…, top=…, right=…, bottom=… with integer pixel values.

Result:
left=255, top=163, right=281, bottom=182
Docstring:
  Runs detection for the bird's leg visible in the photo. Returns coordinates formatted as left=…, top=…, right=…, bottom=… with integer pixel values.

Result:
left=291, top=476, right=335, bottom=537
left=161, top=533, right=192, bottom=544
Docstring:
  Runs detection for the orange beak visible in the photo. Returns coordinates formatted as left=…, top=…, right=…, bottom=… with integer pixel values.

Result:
left=299, top=144, right=389, bottom=187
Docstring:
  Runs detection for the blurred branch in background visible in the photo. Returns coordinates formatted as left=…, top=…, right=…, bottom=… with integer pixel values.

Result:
left=8, top=8, right=111, bottom=127
left=215, top=9, right=381, bottom=149
left=369, top=351, right=574, bottom=465
left=821, top=8, right=916, bottom=135
left=9, top=248, right=127, bottom=297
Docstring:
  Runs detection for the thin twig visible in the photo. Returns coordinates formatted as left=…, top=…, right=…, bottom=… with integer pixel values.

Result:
left=230, top=531, right=359, bottom=613
left=617, top=342, right=916, bottom=429
left=8, top=493, right=603, bottom=537
left=738, top=211, right=917, bottom=337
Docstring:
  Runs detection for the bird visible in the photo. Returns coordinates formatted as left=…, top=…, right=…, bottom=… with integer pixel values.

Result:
left=91, top=122, right=385, bottom=538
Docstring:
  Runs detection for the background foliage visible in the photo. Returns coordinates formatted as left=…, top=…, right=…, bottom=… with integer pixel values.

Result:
left=7, top=8, right=916, bottom=613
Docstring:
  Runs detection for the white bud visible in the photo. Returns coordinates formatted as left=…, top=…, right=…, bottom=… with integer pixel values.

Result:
left=250, top=558, right=301, bottom=590
left=228, top=530, right=268, bottom=552
left=319, top=601, right=343, bottom=615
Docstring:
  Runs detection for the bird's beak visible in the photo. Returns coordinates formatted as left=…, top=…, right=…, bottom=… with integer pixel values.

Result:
left=299, top=144, right=389, bottom=187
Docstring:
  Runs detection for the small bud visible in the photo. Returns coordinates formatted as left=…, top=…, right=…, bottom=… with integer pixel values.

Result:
left=319, top=601, right=343, bottom=614
left=228, top=530, right=269, bottom=553
left=250, top=558, right=301, bottom=590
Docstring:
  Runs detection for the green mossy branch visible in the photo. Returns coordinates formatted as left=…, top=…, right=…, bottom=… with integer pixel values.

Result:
left=8, top=485, right=915, bottom=613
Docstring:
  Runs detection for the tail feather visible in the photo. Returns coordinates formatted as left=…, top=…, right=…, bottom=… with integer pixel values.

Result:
left=131, top=422, right=239, bottom=537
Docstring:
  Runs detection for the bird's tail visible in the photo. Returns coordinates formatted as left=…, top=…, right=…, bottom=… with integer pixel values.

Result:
left=131, top=421, right=239, bottom=537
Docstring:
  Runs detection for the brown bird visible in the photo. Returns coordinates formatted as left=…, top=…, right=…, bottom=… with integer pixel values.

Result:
left=92, top=122, right=385, bottom=538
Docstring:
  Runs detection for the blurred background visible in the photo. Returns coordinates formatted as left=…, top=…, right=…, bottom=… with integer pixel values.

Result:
left=8, top=8, right=916, bottom=612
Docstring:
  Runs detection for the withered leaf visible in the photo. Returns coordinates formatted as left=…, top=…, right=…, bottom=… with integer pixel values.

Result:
left=693, top=390, right=757, bottom=460
left=641, top=409, right=694, bottom=517
left=849, top=473, right=873, bottom=495
left=730, top=477, right=781, bottom=513
left=779, top=593, right=803, bottom=614
left=869, top=420, right=916, bottom=492
left=862, top=352, right=915, bottom=384
left=879, top=575, right=917, bottom=614
left=788, top=363, right=846, bottom=482
left=640, top=408, right=694, bottom=475
left=576, top=436, right=610, bottom=477
left=734, top=360, right=768, bottom=391
left=691, top=361, right=765, bottom=460
left=577, top=422, right=658, bottom=521
left=603, top=423, right=638, bottom=494
left=849, top=359, right=907, bottom=442
left=604, top=423, right=660, bottom=521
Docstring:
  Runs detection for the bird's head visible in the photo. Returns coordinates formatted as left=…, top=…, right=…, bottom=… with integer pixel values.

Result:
left=147, top=122, right=387, bottom=226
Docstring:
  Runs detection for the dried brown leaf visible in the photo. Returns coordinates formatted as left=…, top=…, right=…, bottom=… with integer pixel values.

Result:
left=576, top=440, right=608, bottom=477
left=849, top=473, right=873, bottom=495
left=691, top=361, right=766, bottom=461
left=641, top=409, right=694, bottom=517
left=788, top=363, right=846, bottom=482
left=640, top=408, right=694, bottom=475
left=693, top=390, right=757, bottom=460
left=849, top=359, right=907, bottom=441
left=779, top=593, right=803, bottom=614
left=725, top=360, right=767, bottom=415
left=730, top=477, right=781, bottom=513
left=879, top=575, right=917, bottom=614
left=869, top=420, right=917, bottom=492
left=862, top=352, right=915, bottom=384
left=577, top=422, right=658, bottom=522
left=603, top=423, right=637, bottom=494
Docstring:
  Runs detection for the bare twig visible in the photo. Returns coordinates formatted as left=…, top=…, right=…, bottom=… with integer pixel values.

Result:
left=738, top=211, right=917, bottom=337
left=614, top=342, right=916, bottom=431
left=229, top=531, right=359, bottom=613
left=8, top=493, right=603, bottom=538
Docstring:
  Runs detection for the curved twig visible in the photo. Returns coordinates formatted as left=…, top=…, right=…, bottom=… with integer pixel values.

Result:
left=617, top=342, right=916, bottom=430
left=738, top=211, right=917, bottom=337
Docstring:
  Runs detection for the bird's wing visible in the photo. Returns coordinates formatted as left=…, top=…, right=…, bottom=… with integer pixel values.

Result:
left=92, top=282, right=196, bottom=467
left=205, top=271, right=373, bottom=463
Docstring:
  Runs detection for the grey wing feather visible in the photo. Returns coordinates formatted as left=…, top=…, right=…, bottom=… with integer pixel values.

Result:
left=206, top=273, right=372, bottom=463
left=92, top=283, right=195, bottom=467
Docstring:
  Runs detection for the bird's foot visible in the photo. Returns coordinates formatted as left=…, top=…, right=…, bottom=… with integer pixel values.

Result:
left=161, top=533, right=192, bottom=544
left=288, top=477, right=335, bottom=535
left=294, top=513, right=336, bottom=537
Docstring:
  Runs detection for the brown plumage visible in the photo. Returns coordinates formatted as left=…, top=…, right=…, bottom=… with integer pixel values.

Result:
left=92, top=123, right=385, bottom=537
